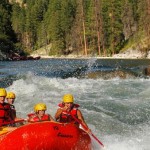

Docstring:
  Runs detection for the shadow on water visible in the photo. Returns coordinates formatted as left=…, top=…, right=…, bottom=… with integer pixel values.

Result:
left=61, top=65, right=148, bottom=79
left=0, top=58, right=149, bottom=83
left=61, top=66, right=87, bottom=79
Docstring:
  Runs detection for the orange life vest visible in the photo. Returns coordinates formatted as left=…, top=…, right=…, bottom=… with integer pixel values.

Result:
left=28, top=113, right=50, bottom=122
left=0, top=102, right=12, bottom=125
left=58, top=103, right=80, bottom=124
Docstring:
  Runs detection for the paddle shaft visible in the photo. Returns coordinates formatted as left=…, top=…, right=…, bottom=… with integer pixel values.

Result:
left=0, top=119, right=25, bottom=126
left=70, top=113, right=104, bottom=147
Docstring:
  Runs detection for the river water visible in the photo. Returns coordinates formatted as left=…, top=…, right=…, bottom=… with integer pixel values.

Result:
left=0, top=58, right=150, bottom=150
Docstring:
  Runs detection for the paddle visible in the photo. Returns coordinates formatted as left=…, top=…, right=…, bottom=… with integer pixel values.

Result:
left=70, top=113, right=104, bottom=147
left=0, top=119, right=25, bottom=127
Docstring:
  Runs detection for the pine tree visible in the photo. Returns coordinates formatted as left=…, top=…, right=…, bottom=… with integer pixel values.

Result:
left=0, top=0, right=17, bottom=54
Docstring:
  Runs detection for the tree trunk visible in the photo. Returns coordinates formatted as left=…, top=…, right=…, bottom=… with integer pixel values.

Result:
left=81, top=0, right=87, bottom=56
left=110, top=0, right=114, bottom=55
left=94, top=0, right=101, bottom=56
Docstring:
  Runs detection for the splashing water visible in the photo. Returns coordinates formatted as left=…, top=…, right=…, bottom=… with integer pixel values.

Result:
left=0, top=58, right=150, bottom=150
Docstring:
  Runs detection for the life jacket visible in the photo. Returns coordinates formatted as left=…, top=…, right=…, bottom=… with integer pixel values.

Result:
left=58, top=103, right=80, bottom=124
left=0, top=103, right=12, bottom=125
left=27, top=113, right=50, bottom=122
left=10, top=104, right=16, bottom=121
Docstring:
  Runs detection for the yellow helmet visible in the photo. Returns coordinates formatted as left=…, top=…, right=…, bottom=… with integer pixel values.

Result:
left=6, top=92, right=16, bottom=99
left=0, top=88, right=7, bottom=97
left=63, top=94, right=74, bottom=103
left=34, top=103, right=47, bottom=112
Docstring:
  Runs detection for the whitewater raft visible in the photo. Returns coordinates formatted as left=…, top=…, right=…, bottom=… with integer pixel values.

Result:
left=0, top=122, right=91, bottom=150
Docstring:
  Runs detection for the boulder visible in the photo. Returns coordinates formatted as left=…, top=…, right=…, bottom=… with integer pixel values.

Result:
left=144, top=67, right=150, bottom=76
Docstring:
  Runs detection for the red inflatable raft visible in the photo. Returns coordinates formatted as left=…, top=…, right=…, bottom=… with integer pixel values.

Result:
left=0, top=122, right=91, bottom=150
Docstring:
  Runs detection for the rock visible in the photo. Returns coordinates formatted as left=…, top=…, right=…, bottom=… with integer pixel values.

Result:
left=112, top=48, right=148, bottom=59
left=0, top=51, right=7, bottom=60
left=147, top=51, right=150, bottom=58
left=84, top=70, right=137, bottom=79
left=144, top=67, right=150, bottom=76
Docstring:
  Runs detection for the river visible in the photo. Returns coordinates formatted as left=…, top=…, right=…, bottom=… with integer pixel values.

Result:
left=0, top=58, right=150, bottom=150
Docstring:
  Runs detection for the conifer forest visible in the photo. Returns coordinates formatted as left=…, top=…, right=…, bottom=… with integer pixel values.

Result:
left=0, top=0, right=150, bottom=56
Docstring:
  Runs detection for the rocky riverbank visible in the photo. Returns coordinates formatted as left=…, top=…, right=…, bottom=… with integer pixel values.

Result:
left=0, top=51, right=40, bottom=61
left=112, top=49, right=150, bottom=59
left=1, top=48, right=150, bottom=60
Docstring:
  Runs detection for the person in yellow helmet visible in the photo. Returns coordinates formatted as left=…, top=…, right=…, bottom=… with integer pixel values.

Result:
left=55, top=94, right=91, bottom=132
left=6, top=92, right=16, bottom=121
left=0, top=88, right=12, bottom=126
left=6, top=92, right=25, bottom=127
left=0, top=89, right=18, bottom=134
left=27, top=103, right=54, bottom=122
left=6, top=92, right=16, bottom=105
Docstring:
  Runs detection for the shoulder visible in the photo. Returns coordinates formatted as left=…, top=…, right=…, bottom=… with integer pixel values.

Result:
left=3, top=102, right=11, bottom=108
left=73, top=103, right=80, bottom=108
left=3, top=102, right=10, bottom=106
left=10, top=104, right=15, bottom=109
left=43, top=114, right=52, bottom=121
left=45, top=114, right=50, bottom=117
left=58, top=103, right=64, bottom=108
left=27, top=113, right=36, bottom=118
left=46, top=114, right=51, bottom=119
left=77, top=109, right=82, bottom=115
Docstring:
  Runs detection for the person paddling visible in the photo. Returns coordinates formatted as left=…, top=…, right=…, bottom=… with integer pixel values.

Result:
left=28, top=103, right=54, bottom=122
left=0, top=88, right=12, bottom=126
left=6, top=91, right=24, bottom=126
left=6, top=92, right=16, bottom=121
left=0, top=88, right=17, bottom=134
left=55, top=94, right=91, bottom=133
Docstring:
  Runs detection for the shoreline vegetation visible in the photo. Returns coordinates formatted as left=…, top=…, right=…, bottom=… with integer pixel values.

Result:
left=1, top=0, right=150, bottom=61
left=1, top=45, right=150, bottom=60
left=30, top=42, right=150, bottom=60
left=30, top=49, right=150, bottom=59
left=33, top=55, right=150, bottom=59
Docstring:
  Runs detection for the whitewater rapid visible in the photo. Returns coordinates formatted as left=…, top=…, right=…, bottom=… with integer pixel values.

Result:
left=5, top=72, right=150, bottom=150
left=1, top=58, right=150, bottom=150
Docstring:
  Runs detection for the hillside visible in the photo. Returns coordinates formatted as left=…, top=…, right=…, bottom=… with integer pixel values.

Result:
left=0, top=0, right=150, bottom=60
left=113, top=37, right=150, bottom=58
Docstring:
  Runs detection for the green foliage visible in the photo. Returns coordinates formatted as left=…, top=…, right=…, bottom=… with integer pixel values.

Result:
left=11, top=3, right=25, bottom=33
left=0, top=0, right=16, bottom=41
left=0, top=37, right=14, bottom=53
left=42, top=0, right=77, bottom=54
left=0, top=0, right=18, bottom=54
left=0, top=0, right=149, bottom=57
left=102, top=0, right=125, bottom=54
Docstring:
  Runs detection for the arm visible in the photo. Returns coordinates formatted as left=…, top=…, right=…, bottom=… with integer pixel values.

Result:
left=77, top=110, right=91, bottom=132
left=10, top=109, right=16, bottom=121
left=28, top=116, right=35, bottom=122
left=55, top=105, right=70, bottom=121
left=27, top=114, right=36, bottom=122
left=55, top=108, right=63, bottom=121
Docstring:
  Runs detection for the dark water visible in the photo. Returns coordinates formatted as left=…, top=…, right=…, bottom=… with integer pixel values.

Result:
left=0, top=58, right=150, bottom=150
left=0, top=58, right=149, bottom=87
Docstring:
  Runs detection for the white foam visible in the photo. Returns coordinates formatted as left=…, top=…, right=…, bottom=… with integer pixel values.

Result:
left=5, top=72, right=150, bottom=150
